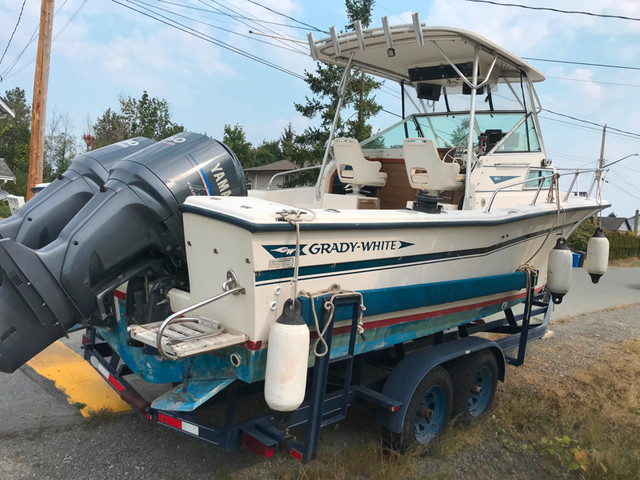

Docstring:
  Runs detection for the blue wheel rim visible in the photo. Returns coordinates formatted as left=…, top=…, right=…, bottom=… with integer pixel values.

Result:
left=413, top=385, right=447, bottom=444
left=467, top=365, right=493, bottom=417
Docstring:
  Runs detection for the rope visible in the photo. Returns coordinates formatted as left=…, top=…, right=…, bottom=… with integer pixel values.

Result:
left=525, top=173, right=565, bottom=264
left=299, top=284, right=366, bottom=357
left=516, top=263, right=537, bottom=296
left=275, top=209, right=315, bottom=309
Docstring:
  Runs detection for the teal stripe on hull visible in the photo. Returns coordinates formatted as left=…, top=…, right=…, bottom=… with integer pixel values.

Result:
left=300, top=271, right=530, bottom=324
left=101, top=274, right=528, bottom=386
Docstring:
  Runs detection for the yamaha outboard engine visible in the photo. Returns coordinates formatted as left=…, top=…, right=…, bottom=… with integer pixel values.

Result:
left=0, top=132, right=246, bottom=373
left=0, top=137, right=155, bottom=248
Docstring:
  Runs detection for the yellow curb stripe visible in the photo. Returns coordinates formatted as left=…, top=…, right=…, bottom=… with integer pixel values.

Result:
left=27, top=341, right=130, bottom=417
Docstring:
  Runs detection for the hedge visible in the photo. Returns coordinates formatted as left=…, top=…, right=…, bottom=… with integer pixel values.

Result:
left=568, top=219, right=640, bottom=260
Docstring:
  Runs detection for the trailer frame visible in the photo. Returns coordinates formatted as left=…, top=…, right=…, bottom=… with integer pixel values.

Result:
left=82, top=270, right=549, bottom=462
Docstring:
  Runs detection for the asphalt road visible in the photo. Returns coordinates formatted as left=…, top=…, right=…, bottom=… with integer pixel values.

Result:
left=1, top=267, right=638, bottom=480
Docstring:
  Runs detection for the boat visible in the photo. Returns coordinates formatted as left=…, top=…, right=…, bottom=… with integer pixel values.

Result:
left=0, top=15, right=608, bottom=456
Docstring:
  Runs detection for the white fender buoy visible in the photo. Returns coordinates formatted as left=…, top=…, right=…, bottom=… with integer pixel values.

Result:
left=264, top=298, right=310, bottom=412
left=585, top=227, right=609, bottom=284
left=547, top=238, right=572, bottom=304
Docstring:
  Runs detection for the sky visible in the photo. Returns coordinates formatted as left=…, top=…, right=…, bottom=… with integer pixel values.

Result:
left=1, top=0, right=639, bottom=217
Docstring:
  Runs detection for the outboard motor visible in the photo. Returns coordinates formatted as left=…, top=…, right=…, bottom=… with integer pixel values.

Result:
left=0, top=137, right=155, bottom=248
left=0, top=132, right=247, bottom=373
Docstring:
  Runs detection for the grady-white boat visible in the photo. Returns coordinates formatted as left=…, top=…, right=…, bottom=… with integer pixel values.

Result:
left=124, top=16, right=605, bottom=402
left=0, top=15, right=609, bottom=457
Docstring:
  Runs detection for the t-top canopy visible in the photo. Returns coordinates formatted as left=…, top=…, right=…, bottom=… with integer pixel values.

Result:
left=309, top=14, right=545, bottom=87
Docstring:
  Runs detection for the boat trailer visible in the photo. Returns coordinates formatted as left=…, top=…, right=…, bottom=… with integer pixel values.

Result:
left=82, top=270, right=550, bottom=462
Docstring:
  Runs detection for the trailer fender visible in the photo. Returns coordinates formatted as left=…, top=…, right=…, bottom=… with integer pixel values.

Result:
left=376, top=336, right=505, bottom=434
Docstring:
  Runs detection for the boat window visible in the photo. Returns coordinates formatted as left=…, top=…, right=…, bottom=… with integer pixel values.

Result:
left=360, top=116, right=421, bottom=149
left=360, top=111, right=540, bottom=153
left=524, top=168, right=553, bottom=189
left=495, top=118, right=541, bottom=153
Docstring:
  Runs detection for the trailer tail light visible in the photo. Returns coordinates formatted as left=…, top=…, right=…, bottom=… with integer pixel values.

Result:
left=90, top=357, right=125, bottom=393
left=290, top=448, right=303, bottom=461
left=242, top=433, right=275, bottom=458
left=157, top=413, right=199, bottom=436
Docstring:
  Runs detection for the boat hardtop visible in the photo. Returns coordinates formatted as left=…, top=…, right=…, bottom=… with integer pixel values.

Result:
left=309, top=19, right=545, bottom=84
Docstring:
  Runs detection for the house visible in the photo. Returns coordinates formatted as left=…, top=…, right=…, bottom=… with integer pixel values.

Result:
left=0, top=157, right=23, bottom=215
left=0, top=158, right=16, bottom=186
left=244, top=159, right=298, bottom=190
left=0, top=97, right=15, bottom=119
left=600, top=216, right=632, bottom=233
left=628, top=211, right=639, bottom=235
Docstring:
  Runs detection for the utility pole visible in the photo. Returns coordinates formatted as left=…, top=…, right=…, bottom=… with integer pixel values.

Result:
left=598, top=124, right=607, bottom=171
left=27, top=0, right=55, bottom=201
left=593, top=124, right=606, bottom=225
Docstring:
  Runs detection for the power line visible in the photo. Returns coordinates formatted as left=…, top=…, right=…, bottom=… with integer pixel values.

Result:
left=111, top=0, right=305, bottom=80
left=1, top=0, right=73, bottom=81
left=154, top=0, right=313, bottom=30
left=545, top=75, right=640, bottom=89
left=243, top=0, right=328, bottom=34
left=523, top=57, right=640, bottom=72
left=463, top=0, right=640, bottom=22
left=542, top=109, right=640, bottom=139
left=196, top=0, right=307, bottom=55
left=0, top=0, right=28, bottom=69
left=128, top=0, right=306, bottom=55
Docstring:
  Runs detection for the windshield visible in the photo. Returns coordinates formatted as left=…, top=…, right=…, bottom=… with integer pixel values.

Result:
left=361, top=72, right=542, bottom=154
left=362, top=111, right=541, bottom=153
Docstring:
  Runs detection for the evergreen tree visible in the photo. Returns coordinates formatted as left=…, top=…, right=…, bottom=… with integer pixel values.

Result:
left=93, top=92, right=184, bottom=148
left=292, top=0, right=381, bottom=172
left=0, top=87, right=31, bottom=196
left=93, top=108, right=130, bottom=148
left=120, top=91, right=184, bottom=140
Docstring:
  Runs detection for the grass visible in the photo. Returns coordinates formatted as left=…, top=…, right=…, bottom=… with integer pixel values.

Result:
left=270, top=440, right=432, bottom=480
left=232, top=337, right=640, bottom=480
left=488, top=338, right=640, bottom=479
left=609, top=257, right=640, bottom=268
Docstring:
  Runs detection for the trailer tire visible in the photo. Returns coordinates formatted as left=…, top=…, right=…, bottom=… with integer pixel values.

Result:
left=383, top=366, right=452, bottom=452
left=451, top=350, right=498, bottom=425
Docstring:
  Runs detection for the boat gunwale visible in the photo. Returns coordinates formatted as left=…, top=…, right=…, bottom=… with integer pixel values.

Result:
left=180, top=202, right=608, bottom=233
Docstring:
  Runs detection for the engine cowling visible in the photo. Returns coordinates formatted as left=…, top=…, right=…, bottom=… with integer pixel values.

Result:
left=0, top=137, right=155, bottom=248
left=0, top=132, right=247, bottom=373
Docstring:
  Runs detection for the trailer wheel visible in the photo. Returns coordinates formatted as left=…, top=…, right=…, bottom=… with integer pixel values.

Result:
left=451, top=350, right=498, bottom=425
left=383, top=366, right=452, bottom=452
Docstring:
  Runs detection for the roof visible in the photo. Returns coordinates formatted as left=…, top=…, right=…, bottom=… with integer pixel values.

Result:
left=244, top=159, right=298, bottom=173
left=310, top=14, right=545, bottom=86
left=0, top=97, right=15, bottom=119
left=0, top=158, right=16, bottom=182
left=600, top=217, right=631, bottom=231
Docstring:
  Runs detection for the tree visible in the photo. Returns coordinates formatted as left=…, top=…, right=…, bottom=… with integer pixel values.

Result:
left=93, top=92, right=184, bottom=148
left=0, top=87, right=31, bottom=196
left=93, top=108, right=130, bottom=148
left=120, top=91, right=184, bottom=140
left=450, top=117, right=470, bottom=146
left=253, top=140, right=281, bottom=166
left=44, top=111, right=77, bottom=179
left=292, top=0, right=381, bottom=171
left=223, top=124, right=255, bottom=167
left=279, top=123, right=297, bottom=160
